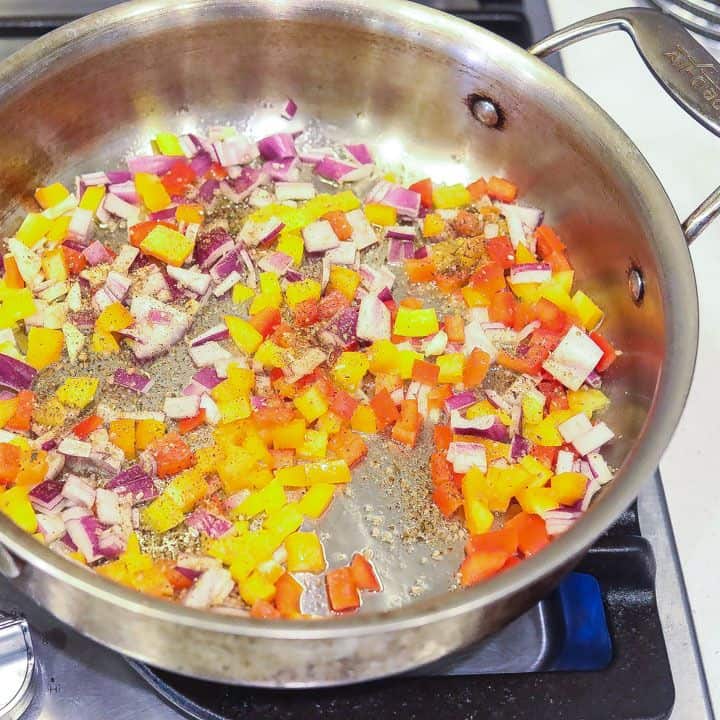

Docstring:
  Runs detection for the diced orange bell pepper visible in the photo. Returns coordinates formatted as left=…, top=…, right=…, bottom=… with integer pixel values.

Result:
left=153, top=432, right=195, bottom=477
left=404, top=257, right=436, bottom=283
left=175, top=203, right=204, bottom=225
left=62, top=246, right=87, bottom=275
left=535, top=225, right=566, bottom=257
left=486, top=176, right=518, bottom=203
left=486, top=235, right=515, bottom=269
left=443, top=314, right=465, bottom=343
left=26, top=327, right=64, bottom=370
left=505, top=512, right=550, bottom=557
left=369, top=388, right=400, bottom=431
left=350, top=553, right=381, bottom=591
left=433, top=425, right=453, bottom=451
left=327, top=429, right=367, bottom=468
left=350, top=405, right=377, bottom=434
left=465, top=526, right=519, bottom=556
left=432, top=481, right=463, bottom=517
left=430, top=451, right=453, bottom=486
left=391, top=399, right=420, bottom=447
left=322, top=210, right=353, bottom=240
left=488, top=290, right=518, bottom=326
left=250, top=599, right=282, bottom=619
left=249, top=307, right=281, bottom=339
left=15, top=449, right=47, bottom=487
left=0, top=443, right=21, bottom=484
left=3, top=255, right=24, bottom=288
left=109, top=418, right=136, bottom=460
left=275, top=573, right=303, bottom=617
left=428, top=385, right=452, bottom=411
left=326, top=567, right=360, bottom=612
left=411, top=359, right=439, bottom=385
left=96, top=302, right=133, bottom=333
left=177, top=409, right=206, bottom=435
left=409, top=178, right=433, bottom=208
left=459, top=551, right=509, bottom=587
left=463, top=348, right=490, bottom=387
left=466, top=176, right=488, bottom=200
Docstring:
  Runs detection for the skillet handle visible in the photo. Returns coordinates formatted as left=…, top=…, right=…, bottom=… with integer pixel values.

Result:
left=529, top=7, right=720, bottom=245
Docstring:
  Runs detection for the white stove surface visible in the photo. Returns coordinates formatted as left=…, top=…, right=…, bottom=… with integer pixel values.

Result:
left=547, top=0, right=720, bottom=713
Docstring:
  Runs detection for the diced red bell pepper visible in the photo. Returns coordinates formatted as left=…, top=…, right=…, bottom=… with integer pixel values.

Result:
left=206, top=162, right=228, bottom=180
left=391, top=399, right=420, bottom=447
left=322, top=210, right=353, bottom=241
left=538, top=379, right=569, bottom=411
left=350, top=553, right=381, bottom=591
left=72, top=414, right=103, bottom=439
left=466, top=176, right=488, bottom=201
left=463, top=348, right=491, bottom=387
left=502, top=555, right=523, bottom=571
left=535, top=225, right=566, bottom=257
left=409, top=178, right=434, bottom=209
left=469, top=260, right=506, bottom=295
left=465, top=526, right=519, bottom=556
left=250, top=599, right=282, bottom=619
left=411, top=359, right=439, bottom=386
left=546, top=251, right=572, bottom=273
left=318, top=289, right=350, bottom=320
left=533, top=298, right=569, bottom=333
left=178, top=409, right=206, bottom=435
left=430, top=451, right=453, bottom=486
left=62, top=246, right=87, bottom=275
left=153, top=432, right=195, bottom=477
left=328, top=430, right=367, bottom=468
left=488, top=290, right=518, bottom=326
left=513, top=302, right=537, bottom=332
left=485, top=235, right=515, bottom=269
left=486, top=176, right=518, bottom=203
left=427, top=385, right=452, bottom=411
left=432, top=481, right=463, bottom=517
left=164, top=566, right=195, bottom=591
left=369, top=388, right=400, bottom=431
left=433, top=425, right=453, bottom=451
left=129, top=220, right=176, bottom=248
left=326, top=567, right=361, bottom=612
left=497, top=345, right=546, bottom=375
left=5, top=390, right=34, bottom=432
left=459, top=550, right=509, bottom=587
left=330, top=389, right=359, bottom=421
left=0, top=443, right=21, bottom=484
left=443, top=314, right=465, bottom=343
left=275, top=573, right=303, bottom=617
left=250, top=307, right=281, bottom=338
left=293, top=298, right=320, bottom=327
left=529, top=326, right=565, bottom=356
left=161, top=160, right=197, bottom=196
left=530, top=444, right=558, bottom=468
left=590, top=331, right=617, bottom=372
left=506, top=512, right=550, bottom=556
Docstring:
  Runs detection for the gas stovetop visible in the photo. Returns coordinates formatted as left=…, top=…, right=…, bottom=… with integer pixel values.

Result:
left=0, top=2, right=714, bottom=719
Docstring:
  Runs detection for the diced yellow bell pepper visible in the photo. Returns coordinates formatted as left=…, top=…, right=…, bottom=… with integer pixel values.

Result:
left=91, top=330, right=120, bottom=355
left=422, top=213, right=445, bottom=238
left=253, top=340, right=286, bottom=368
left=305, top=459, right=351, bottom=485
left=232, top=283, right=255, bottom=305
left=285, top=531, right=326, bottom=573
left=79, top=186, right=106, bottom=213
left=140, top=224, right=194, bottom=267
left=384, top=172, right=398, bottom=183
left=164, top=469, right=209, bottom=512
left=466, top=400, right=512, bottom=425
left=553, top=270, right=575, bottom=295
left=364, top=203, right=397, bottom=226
left=216, top=396, right=252, bottom=424
left=218, top=446, right=258, bottom=494
left=368, top=339, right=400, bottom=374
left=248, top=468, right=274, bottom=488
left=47, top=215, right=71, bottom=244
left=276, top=231, right=304, bottom=266
left=154, top=132, right=184, bottom=156
left=142, top=494, right=186, bottom=533
left=463, top=466, right=516, bottom=513
left=0, top=288, right=36, bottom=329
left=256, top=559, right=284, bottom=584
left=329, top=266, right=361, bottom=301
left=265, top=502, right=304, bottom=539
left=33, top=397, right=66, bottom=426
left=175, top=203, right=204, bottom=224
left=34, top=183, right=69, bottom=210
left=0, top=486, right=37, bottom=533
left=16, top=213, right=51, bottom=246
left=227, top=365, right=255, bottom=395
left=351, top=405, right=377, bottom=434
left=274, top=465, right=308, bottom=487
left=393, top=307, right=439, bottom=337
left=517, top=487, right=559, bottom=515
left=56, top=377, right=99, bottom=409
left=236, top=479, right=286, bottom=518
left=567, top=388, right=610, bottom=417
left=464, top=498, right=494, bottom=535
left=332, top=351, right=369, bottom=392
left=521, top=390, right=546, bottom=426
left=294, top=385, right=329, bottom=423
left=461, top=284, right=491, bottom=308
left=249, top=291, right=281, bottom=315
left=96, top=301, right=133, bottom=333
left=26, top=326, right=63, bottom=370
left=260, top=271, right=282, bottom=297
left=479, top=438, right=512, bottom=463
left=523, top=418, right=563, bottom=447
left=539, top=282, right=574, bottom=315
left=0, top=397, right=18, bottom=427
left=41, top=247, right=68, bottom=282
left=135, top=419, right=166, bottom=450
left=272, top=418, right=307, bottom=450
left=397, top=349, right=423, bottom=380
left=571, top=290, right=604, bottom=331
left=551, top=472, right=588, bottom=505
left=514, top=243, right=536, bottom=264
left=134, top=172, right=171, bottom=212
left=298, top=429, right=328, bottom=460
left=285, top=278, right=321, bottom=309
left=240, top=570, right=277, bottom=605
left=519, top=454, right=554, bottom=486
left=243, top=433, right=271, bottom=464
left=194, top=443, right=223, bottom=474
left=225, top=315, right=263, bottom=355
left=298, top=483, right=335, bottom=518
left=316, top=411, right=343, bottom=436
left=432, top=184, right=471, bottom=209
left=436, top=353, right=465, bottom=384
left=109, top=418, right=136, bottom=460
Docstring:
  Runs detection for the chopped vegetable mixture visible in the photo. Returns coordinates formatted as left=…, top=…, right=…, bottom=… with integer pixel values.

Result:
left=0, top=103, right=618, bottom=618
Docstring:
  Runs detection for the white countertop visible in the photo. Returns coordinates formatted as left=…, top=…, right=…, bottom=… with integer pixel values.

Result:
left=547, top=0, right=720, bottom=709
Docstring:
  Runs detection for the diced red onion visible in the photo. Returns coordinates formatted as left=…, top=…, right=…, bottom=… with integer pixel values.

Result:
left=67, top=208, right=94, bottom=243
left=82, top=240, right=113, bottom=266
left=213, top=270, right=242, bottom=297
left=97, top=527, right=126, bottom=558
left=390, top=387, right=404, bottom=406
left=303, top=219, right=340, bottom=252
left=510, top=434, right=532, bottom=461
left=581, top=477, right=601, bottom=512
left=585, top=370, right=603, bottom=389
left=65, top=516, right=104, bottom=563
left=108, top=180, right=139, bottom=205
left=129, top=296, right=190, bottom=361
left=326, top=307, right=359, bottom=346
left=128, top=155, right=184, bottom=175
left=387, top=238, right=415, bottom=264
left=356, top=293, right=391, bottom=341
left=113, top=368, right=153, bottom=394
left=199, top=394, right=221, bottom=425
left=509, top=263, right=552, bottom=285
left=193, top=366, right=222, bottom=390
left=239, top=248, right=257, bottom=289
left=586, top=452, right=612, bottom=484
left=284, top=348, right=328, bottom=383
left=572, top=422, right=615, bottom=456
left=345, top=143, right=373, bottom=164
left=106, top=466, right=158, bottom=505
left=382, top=185, right=421, bottom=219
left=414, top=246, right=429, bottom=259
left=0, top=354, right=37, bottom=390
left=257, top=133, right=296, bottom=161
left=325, top=241, right=357, bottom=266
left=258, top=251, right=293, bottom=276
left=543, top=509, right=581, bottom=536
left=450, top=410, right=509, bottom=442
left=164, top=395, right=201, bottom=419
left=95, top=487, right=122, bottom=525
left=495, top=202, right=544, bottom=232
left=166, top=265, right=211, bottom=295
left=315, top=156, right=358, bottom=182
left=61, top=474, right=96, bottom=508
left=275, top=181, right=315, bottom=201
left=555, top=449, right=576, bottom=474
left=463, top=320, right=498, bottom=362
left=543, top=326, right=604, bottom=391
left=359, top=263, right=395, bottom=292
left=386, top=226, right=416, bottom=241
left=212, top=137, right=257, bottom=167
left=104, top=193, right=140, bottom=223
left=447, top=441, right=487, bottom=473
left=186, top=509, right=233, bottom=538
left=58, top=437, right=93, bottom=458
left=251, top=395, right=269, bottom=411
left=175, top=565, right=202, bottom=582
left=80, top=171, right=110, bottom=187
left=36, top=513, right=66, bottom=543
left=193, top=227, right=233, bottom=270
left=299, top=147, right=334, bottom=165
left=444, top=391, right=476, bottom=414
left=149, top=206, right=178, bottom=222
left=190, top=324, right=231, bottom=348
left=29, top=480, right=65, bottom=512
left=61, top=506, right=91, bottom=522
left=264, top=157, right=300, bottom=182
left=558, top=413, right=593, bottom=443
left=182, top=567, right=234, bottom=608
left=281, top=97, right=298, bottom=120
left=516, top=321, right=541, bottom=343
left=198, top=178, right=219, bottom=202
left=346, top=209, right=378, bottom=250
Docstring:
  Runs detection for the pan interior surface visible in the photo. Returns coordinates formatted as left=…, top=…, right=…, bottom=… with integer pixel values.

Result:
left=0, top=0, right=696, bottom=647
